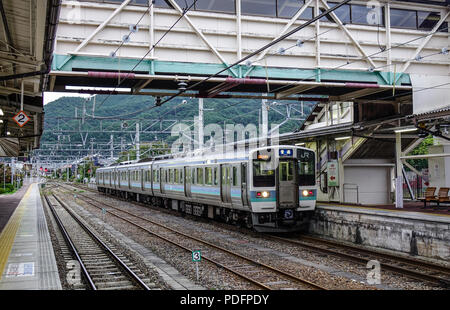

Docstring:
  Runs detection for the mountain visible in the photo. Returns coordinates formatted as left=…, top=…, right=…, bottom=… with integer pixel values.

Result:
left=41, top=94, right=313, bottom=150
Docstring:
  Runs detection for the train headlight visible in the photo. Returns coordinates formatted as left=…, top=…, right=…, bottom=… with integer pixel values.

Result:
left=302, top=190, right=309, bottom=196
left=256, top=191, right=270, bottom=198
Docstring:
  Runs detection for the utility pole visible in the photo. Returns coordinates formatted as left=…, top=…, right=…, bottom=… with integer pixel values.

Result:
left=136, top=123, right=140, bottom=161
left=110, top=134, right=114, bottom=159
left=198, top=98, right=204, bottom=151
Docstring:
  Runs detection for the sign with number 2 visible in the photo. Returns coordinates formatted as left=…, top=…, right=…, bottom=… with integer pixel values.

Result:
left=13, top=110, right=30, bottom=127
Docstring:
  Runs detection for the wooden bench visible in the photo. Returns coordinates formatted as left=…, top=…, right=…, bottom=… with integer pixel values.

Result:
left=418, top=187, right=436, bottom=209
left=430, top=187, right=450, bottom=208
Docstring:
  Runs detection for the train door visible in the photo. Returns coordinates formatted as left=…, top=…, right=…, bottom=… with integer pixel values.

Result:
left=220, top=164, right=232, bottom=203
left=241, top=163, right=249, bottom=207
left=128, top=170, right=131, bottom=189
left=277, top=159, right=299, bottom=208
left=184, top=166, right=192, bottom=198
left=141, top=169, right=144, bottom=191
left=160, top=168, right=165, bottom=194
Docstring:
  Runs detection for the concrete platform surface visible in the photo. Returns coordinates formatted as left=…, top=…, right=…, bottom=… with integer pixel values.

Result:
left=0, top=182, right=61, bottom=290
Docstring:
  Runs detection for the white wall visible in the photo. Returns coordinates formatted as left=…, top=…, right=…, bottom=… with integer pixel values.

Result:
left=343, top=159, right=392, bottom=205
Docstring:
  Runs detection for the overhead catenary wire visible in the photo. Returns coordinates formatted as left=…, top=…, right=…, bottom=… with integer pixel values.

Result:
left=91, top=1, right=447, bottom=124
left=155, top=0, right=352, bottom=107
left=94, top=0, right=199, bottom=114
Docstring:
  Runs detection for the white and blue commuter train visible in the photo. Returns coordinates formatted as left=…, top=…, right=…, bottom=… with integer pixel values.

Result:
left=96, top=145, right=317, bottom=232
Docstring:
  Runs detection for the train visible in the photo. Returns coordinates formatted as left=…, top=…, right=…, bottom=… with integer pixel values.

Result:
left=96, top=145, right=317, bottom=232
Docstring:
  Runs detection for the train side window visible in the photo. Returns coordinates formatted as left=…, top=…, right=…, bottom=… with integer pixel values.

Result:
left=213, top=167, right=219, bottom=185
left=205, top=167, right=212, bottom=185
left=197, top=167, right=204, bottom=185
left=241, top=164, right=247, bottom=183
left=232, top=166, right=238, bottom=186
left=175, top=169, right=179, bottom=184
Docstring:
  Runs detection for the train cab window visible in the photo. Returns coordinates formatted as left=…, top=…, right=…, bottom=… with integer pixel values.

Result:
left=213, top=167, right=219, bottom=186
left=297, top=149, right=315, bottom=186
left=232, top=166, right=238, bottom=186
left=197, top=167, right=204, bottom=185
left=205, top=167, right=212, bottom=185
left=253, top=160, right=275, bottom=187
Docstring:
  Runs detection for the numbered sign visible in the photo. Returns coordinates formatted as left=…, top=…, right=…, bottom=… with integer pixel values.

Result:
left=192, top=250, right=201, bottom=262
left=13, top=110, right=30, bottom=128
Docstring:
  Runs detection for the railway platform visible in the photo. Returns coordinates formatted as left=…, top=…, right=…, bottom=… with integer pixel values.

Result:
left=311, top=202, right=450, bottom=262
left=0, top=179, right=61, bottom=290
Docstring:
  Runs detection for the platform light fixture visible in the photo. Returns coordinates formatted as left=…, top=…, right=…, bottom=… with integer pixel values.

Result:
left=295, top=142, right=305, bottom=146
left=0, top=108, right=3, bottom=116
left=335, top=136, right=351, bottom=141
left=394, top=127, right=417, bottom=133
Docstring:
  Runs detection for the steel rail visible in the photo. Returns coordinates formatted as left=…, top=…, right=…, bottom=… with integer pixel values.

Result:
left=43, top=194, right=97, bottom=290
left=268, top=234, right=450, bottom=288
left=58, top=182, right=450, bottom=287
left=74, top=192, right=326, bottom=290
left=49, top=193, right=151, bottom=290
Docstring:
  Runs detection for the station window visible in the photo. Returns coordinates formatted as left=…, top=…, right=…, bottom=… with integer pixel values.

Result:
left=351, top=3, right=383, bottom=26
left=154, top=0, right=171, bottom=8
left=320, top=2, right=350, bottom=24
left=277, top=0, right=313, bottom=20
left=417, top=11, right=447, bottom=32
left=390, top=8, right=417, bottom=29
left=195, top=0, right=235, bottom=13
left=241, top=0, right=276, bottom=17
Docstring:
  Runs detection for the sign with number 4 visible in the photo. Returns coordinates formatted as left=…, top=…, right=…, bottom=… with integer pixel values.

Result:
left=13, top=110, right=30, bottom=127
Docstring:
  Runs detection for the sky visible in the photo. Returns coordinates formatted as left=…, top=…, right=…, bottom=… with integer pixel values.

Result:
left=43, top=91, right=91, bottom=105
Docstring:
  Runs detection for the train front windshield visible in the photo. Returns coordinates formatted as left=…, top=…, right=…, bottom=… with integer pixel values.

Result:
left=253, top=160, right=276, bottom=187
left=297, top=149, right=315, bottom=186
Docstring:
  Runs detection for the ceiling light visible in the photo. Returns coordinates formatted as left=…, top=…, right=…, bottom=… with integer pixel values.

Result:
left=335, top=136, right=351, bottom=141
left=394, top=128, right=417, bottom=133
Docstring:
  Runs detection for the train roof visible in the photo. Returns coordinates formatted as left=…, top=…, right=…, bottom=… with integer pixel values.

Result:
left=97, top=145, right=314, bottom=171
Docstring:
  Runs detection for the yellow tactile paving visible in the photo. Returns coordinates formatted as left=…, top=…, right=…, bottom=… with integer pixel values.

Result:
left=0, top=185, right=33, bottom=280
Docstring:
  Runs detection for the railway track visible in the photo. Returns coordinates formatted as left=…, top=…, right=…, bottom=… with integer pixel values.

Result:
left=267, top=234, right=450, bottom=288
left=58, top=182, right=450, bottom=288
left=69, top=191, right=327, bottom=290
left=43, top=193, right=152, bottom=290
